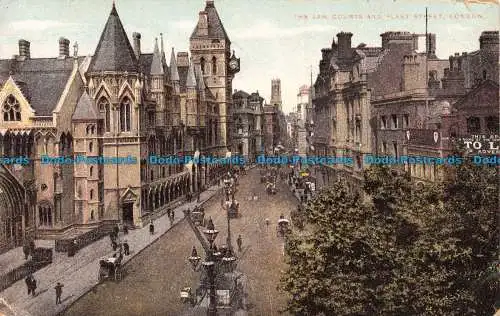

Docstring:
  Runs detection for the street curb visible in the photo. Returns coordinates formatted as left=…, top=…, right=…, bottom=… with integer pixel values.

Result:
left=55, top=186, right=223, bottom=316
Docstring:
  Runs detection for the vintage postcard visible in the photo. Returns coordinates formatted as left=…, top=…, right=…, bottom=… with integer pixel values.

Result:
left=0, top=0, right=498, bottom=315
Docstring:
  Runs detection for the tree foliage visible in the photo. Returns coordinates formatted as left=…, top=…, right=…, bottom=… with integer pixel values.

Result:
left=279, top=163, right=499, bottom=315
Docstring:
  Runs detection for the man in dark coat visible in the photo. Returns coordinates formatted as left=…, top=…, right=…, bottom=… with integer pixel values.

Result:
left=23, top=243, right=30, bottom=260
left=30, top=276, right=37, bottom=296
left=149, top=220, right=154, bottom=235
left=25, top=275, right=32, bottom=295
left=123, top=241, right=130, bottom=255
left=236, top=235, right=242, bottom=252
left=54, top=282, right=63, bottom=304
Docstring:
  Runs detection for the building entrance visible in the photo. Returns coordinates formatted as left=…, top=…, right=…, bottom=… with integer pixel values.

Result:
left=122, top=202, right=134, bottom=226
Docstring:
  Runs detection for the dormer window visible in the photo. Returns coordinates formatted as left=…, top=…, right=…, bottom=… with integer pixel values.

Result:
left=3, top=95, right=21, bottom=121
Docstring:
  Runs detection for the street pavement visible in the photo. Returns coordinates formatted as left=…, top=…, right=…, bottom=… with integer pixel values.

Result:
left=63, top=167, right=297, bottom=316
left=0, top=184, right=222, bottom=316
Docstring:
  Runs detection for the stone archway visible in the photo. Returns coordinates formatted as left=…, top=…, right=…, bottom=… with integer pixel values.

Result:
left=0, top=165, right=27, bottom=252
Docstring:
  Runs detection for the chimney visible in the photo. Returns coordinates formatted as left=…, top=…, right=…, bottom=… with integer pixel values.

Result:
left=336, top=32, right=353, bottom=59
left=132, top=32, right=141, bottom=59
left=177, top=52, right=189, bottom=67
left=18, top=39, right=30, bottom=59
left=197, top=11, right=208, bottom=36
left=58, top=37, right=70, bottom=58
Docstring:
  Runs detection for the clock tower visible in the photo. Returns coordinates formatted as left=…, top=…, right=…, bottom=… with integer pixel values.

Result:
left=190, top=0, right=239, bottom=154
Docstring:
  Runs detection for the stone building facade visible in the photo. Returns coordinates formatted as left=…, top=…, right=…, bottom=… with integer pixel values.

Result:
left=313, top=29, right=498, bottom=187
left=231, top=90, right=264, bottom=162
left=0, top=0, right=238, bottom=253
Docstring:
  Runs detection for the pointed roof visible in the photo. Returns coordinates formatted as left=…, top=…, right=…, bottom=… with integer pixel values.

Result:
left=73, top=91, right=100, bottom=121
left=194, top=64, right=206, bottom=90
left=186, top=60, right=196, bottom=88
left=88, top=3, right=138, bottom=73
left=160, top=33, right=167, bottom=65
left=190, top=1, right=230, bottom=42
left=170, top=48, right=180, bottom=81
left=150, top=38, right=164, bottom=75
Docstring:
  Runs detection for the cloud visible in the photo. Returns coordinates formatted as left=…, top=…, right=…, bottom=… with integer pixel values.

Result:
left=169, top=20, right=196, bottom=31
left=7, top=20, right=77, bottom=31
left=232, top=21, right=332, bottom=40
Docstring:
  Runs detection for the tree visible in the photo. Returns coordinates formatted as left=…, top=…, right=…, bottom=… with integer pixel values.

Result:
left=279, top=163, right=499, bottom=315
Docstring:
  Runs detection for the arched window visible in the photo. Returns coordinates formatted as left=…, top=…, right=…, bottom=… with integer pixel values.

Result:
left=3, top=95, right=21, bottom=121
left=120, top=98, right=131, bottom=132
left=90, top=210, right=94, bottom=221
left=88, top=141, right=93, bottom=152
left=150, top=169, right=154, bottom=181
left=200, top=57, right=206, bottom=74
left=99, top=98, right=111, bottom=132
left=89, top=166, right=94, bottom=177
left=90, top=189, right=94, bottom=200
left=212, top=57, right=217, bottom=75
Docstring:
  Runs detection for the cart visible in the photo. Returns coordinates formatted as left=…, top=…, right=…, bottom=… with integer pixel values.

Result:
left=190, top=209, right=206, bottom=226
left=98, top=255, right=123, bottom=282
left=277, top=218, right=291, bottom=237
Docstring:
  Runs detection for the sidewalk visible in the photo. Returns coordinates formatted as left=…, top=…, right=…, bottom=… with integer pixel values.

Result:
left=0, top=184, right=222, bottom=316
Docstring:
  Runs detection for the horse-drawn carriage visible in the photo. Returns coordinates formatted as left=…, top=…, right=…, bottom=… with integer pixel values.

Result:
left=98, top=253, right=123, bottom=282
left=190, top=205, right=206, bottom=226
left=277, top=218, right=291, bottom=237
left=180, top=287, right=196, bottom=305
left=266, top=182, right=277, bottom=195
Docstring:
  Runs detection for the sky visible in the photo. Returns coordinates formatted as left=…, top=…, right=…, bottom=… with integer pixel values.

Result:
left=0, top=0, right=498, bottom=114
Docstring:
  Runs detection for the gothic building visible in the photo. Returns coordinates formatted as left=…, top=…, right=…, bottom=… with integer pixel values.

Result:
left=0, top=0, right=239, bottom=253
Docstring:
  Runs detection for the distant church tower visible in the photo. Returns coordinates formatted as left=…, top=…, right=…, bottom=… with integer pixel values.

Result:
left=270, top=79, right=282, bottom=111
left=189, top=0, right=239, bottom=154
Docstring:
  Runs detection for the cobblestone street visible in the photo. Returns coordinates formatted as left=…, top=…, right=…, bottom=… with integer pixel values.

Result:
left=63, top=167, right=297, bottom=316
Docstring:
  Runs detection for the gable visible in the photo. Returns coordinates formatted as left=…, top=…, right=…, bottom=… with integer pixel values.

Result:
left=0, top=77, right=36, bottom=126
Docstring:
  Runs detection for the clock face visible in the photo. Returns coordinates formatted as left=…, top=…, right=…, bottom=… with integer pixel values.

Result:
left=229, top=60, right=238, bottom=69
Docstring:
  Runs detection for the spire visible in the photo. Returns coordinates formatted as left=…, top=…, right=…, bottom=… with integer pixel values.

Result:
left=160, top=33, right=166, bottom=65
left=150, top=37, right=163, bottom=75
left=194, top=64, right=206, bottom=90
left=88, top=2, right=138, bottom=72
left=186, top=59, right=196, bottom=88
left=169, top=48, right=179, bottom=81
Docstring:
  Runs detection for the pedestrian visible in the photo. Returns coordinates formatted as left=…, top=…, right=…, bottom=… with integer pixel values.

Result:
left=265, top=218, right=270, bottom=229
left=30, top=276, right=37, bottom=296
left=123, top=225, right=129, bottom=235
left=112, top=240, right=117, bottom=251
left=29, top=240, right=35, bottom=254
left=149, top=220, right=155, bottom=235
left=197, top=192, right=201, bottom=202
left=23, top=243, right=30, bottom=260
left=236, top=234, right=242, bottom=252
left=25, top=275, right=32, bottom=295
left=54, top=282, right=63, bottom=304
left=114, top=224, right=119, bottom=236
left=123, top=240, right=130, bottom=255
